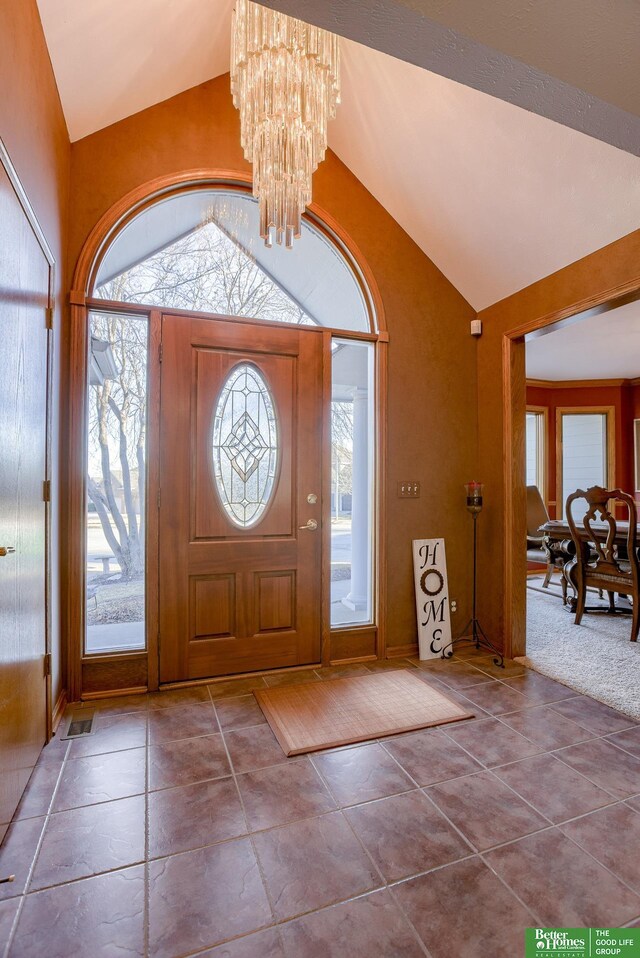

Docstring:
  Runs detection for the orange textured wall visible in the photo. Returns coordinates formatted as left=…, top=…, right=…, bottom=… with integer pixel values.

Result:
left=527, top=381, right=635, bottom=518
left=478, top=228, right=640, bottom=650
left=68, top=73, right=478, bottom=656
left=0, top=0, right=70, bottom=702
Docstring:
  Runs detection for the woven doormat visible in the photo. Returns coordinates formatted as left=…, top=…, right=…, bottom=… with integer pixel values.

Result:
left=254, top=669, right=474, bottom=755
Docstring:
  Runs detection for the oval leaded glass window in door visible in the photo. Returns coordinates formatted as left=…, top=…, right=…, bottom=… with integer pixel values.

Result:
left=212, top=364, right=279, bottom=528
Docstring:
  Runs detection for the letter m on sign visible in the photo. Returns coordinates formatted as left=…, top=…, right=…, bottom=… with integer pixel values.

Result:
left=412, top=538, right=452, bottom=661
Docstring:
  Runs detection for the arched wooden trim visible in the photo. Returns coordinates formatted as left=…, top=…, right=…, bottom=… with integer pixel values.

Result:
left=71, top=169, right=386, bottom=334
left=65, top=169, right=387, bottom=699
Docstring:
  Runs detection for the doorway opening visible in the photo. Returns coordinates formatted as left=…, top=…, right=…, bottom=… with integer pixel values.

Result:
left=513, top=295, right=640, bottom=712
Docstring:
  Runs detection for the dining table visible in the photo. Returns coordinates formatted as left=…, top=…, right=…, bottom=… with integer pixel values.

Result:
left=539, top=518, right=639, bottom=613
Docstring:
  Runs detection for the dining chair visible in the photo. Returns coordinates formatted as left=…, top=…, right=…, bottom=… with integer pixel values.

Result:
left=565, top=485, right=639, bottom=642
left=526, top=484, right=569, bottom=602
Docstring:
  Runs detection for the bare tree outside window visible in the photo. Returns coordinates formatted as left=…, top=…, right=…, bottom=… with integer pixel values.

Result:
left=86, top=219, right=315, bottom=653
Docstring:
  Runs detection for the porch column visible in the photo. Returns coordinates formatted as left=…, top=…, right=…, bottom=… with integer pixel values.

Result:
left=343, top=387, right=369, bottom=613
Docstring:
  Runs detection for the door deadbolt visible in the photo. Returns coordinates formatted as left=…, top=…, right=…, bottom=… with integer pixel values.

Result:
left=307, top=493, right=317, bottom=504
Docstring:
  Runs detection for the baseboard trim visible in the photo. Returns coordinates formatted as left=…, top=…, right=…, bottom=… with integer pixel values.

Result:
left=81, top=686, right=147, bottom=702
left=52, top=689, right=68, bottom=732
left=386, top=644, right=419, bottom=658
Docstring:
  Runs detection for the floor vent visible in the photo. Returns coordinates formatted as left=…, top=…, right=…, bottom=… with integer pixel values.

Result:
left=62, top=712, right=95, bottom=739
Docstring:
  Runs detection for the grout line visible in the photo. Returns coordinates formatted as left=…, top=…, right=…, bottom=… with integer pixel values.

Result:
left=207, top=684, right=279, bottom=933
left=4, top=745, right=72, bottom=957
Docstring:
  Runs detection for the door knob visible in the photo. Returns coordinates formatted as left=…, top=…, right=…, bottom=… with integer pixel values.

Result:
left=299, top=519, right=318, bottom=531
left=0, top=546, right=15, bottom=557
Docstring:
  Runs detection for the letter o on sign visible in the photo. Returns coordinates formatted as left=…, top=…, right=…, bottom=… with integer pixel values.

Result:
left=420, top=568, right=444, bottom=596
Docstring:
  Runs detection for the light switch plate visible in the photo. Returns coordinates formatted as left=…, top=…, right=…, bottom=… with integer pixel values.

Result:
left=397, top=481, right=420, bottom=498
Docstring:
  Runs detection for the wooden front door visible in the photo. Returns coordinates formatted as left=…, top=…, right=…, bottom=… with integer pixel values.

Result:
left=0, top=160, right=50, bottom=836
left=158, top=314, right=325, bottom=682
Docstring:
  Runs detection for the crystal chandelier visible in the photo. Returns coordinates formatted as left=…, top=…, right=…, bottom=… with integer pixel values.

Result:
left=231, top=0, right=340, bottom=249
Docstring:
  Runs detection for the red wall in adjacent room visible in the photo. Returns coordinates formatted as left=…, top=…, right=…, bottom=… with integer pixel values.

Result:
left=526, top=380, right=636, bottom=518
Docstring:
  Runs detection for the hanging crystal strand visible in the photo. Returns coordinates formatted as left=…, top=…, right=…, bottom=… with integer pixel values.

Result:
left=231, top=0, right=340, bottom=248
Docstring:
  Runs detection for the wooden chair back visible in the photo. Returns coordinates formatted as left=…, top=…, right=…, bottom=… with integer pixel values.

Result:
left=566, top=485, right=639, bottom=597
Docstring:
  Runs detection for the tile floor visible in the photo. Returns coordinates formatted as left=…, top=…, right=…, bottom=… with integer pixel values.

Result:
left=1, top=651, right=640, bottom=957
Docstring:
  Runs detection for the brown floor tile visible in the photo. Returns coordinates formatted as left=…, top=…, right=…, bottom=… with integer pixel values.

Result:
left=551, top=696, right=637, bottom=736
left=346, top=790, right=472, bottom=881
left=498, top=704, right=593, bottom=750
left=263, top=669, right=322, bottom=688
left=437, top=688, right=490, bottom=719
left=36, top=734, right=70, bottom=766
left=11, top=865, right=145, bottom=958
left=147, top=702, right=218, bottom=745
left=208, top=676, right=269, bottom=700
left=485, top=829, right=640, bottom=926
left=313, top=743, right=415, bottom=806
left=606, top=726, right=640, bottom=758
left=215, top=695, right=267, bottom=731
left=53, top=748, right=146, bottom=811
left=147, top=685, right=212, bottom=710
left=0, top=898, right=19, bottom=948
left=383, top=728, right=483, bottom=785
left=224, top=725, right=290, bottom=773
left=561, top=803, right=640, bottom=892
left=392, top=856, right=534, bottom=958
left=253, top=811, right=381, bottom=920
left=13, top=763, right=61, bottom=820
left=460, top=682, right=532, bottom=715
left=473, top=656, right=526, bottom=678
left=500, top=672, right=575, bottom=705
left=196, top=928, right=285, bottom=958
left=427, top=770, right=548, bottom=850
left=31, top=795, right=145, bottom=891
left=409, top=671, right=452, bottom=693
left=443, top=717, right=543, bottom=767
left=494, top=753, right=615, bottom=823
left=279, top=889, right=425, bottom=957
left=77, top=693, right=148, bottom=716
left=365, top=659, right=417, bottom=672
left=148, top=838, right=272, bottom=957
left=148, top=734, right=230, bottom=791
left=148, top=777, right=246, bottom=859
left=412, top=658, right=494, bottom=686
left=0, top=817, right=45, bottom=899
left=238, top=760, right=336, bottom=831
left=315, top=664, right=372, bottom=680
left=555, top=739, right=640, bottom=799
left=68, top=711, right=147, bottom=759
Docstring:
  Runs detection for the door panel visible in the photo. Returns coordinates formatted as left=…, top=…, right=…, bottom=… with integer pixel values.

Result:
left=158, top=315, right=324, bottom=682
left=0, top=163, right=49, bottom=834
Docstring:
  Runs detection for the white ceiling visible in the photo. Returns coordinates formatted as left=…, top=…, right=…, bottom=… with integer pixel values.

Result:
left=526, top=299, right=640, bottom=381
left=36, top=0, right=640, bottom=310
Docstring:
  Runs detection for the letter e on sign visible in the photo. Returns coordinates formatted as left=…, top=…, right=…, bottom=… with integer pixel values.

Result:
left=412, top=538, right=452, bottom=660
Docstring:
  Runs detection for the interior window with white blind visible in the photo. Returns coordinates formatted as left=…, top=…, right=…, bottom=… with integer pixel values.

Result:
left=525, top=410, right=545, bottom=497
left=560, top=413, right=608, bottom=520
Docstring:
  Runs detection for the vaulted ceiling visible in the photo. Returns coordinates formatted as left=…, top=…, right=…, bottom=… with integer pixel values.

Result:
left=36, top=0, right=640, bottom=310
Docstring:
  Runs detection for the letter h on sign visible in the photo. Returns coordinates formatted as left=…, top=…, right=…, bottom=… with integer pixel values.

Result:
left=412, top=538, right=452, bottom=660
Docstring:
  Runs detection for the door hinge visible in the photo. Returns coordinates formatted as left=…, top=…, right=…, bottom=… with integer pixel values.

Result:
left=44, top=653, right=52, bottom=677
left=45, top=307, right=54, bottom=330
left=158, top=343, right=163, bottom=363
left=42, top=479, right=51, bottom=502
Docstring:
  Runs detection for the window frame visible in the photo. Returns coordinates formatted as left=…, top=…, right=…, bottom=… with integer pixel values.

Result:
left=525, top=405, right=548, bottom=504
left=556, top=405, right=616, bottom=519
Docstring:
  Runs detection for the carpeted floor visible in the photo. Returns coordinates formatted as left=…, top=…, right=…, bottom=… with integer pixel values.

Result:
left=520, top=581, right=640, bottom=719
